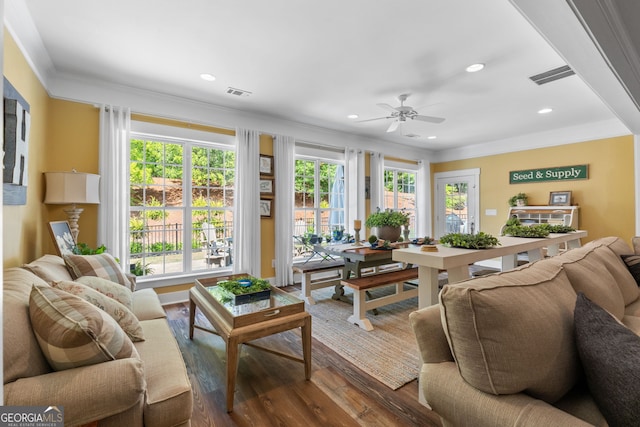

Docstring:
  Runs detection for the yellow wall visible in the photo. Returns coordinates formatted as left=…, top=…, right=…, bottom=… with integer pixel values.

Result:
left=432, top=135, right=635, bottom=244
left=3, top=30, right=50, bottom=266
left=4, top=26, right=636, bottom=281
left=260, top=135, right=275, bottom=278
left=45, top=99, right=100, bottom=253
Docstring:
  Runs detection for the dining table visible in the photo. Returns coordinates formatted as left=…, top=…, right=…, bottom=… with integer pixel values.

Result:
left=392, top=230, right=588, bottom=309
left=313, top=242, right=407, bottom=301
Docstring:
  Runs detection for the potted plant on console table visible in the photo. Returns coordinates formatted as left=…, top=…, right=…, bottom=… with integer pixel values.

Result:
left=365, top=208, right=409, bottom=243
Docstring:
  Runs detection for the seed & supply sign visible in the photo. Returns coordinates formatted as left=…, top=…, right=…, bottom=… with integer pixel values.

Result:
left=510, top=165, right=588, bottom=184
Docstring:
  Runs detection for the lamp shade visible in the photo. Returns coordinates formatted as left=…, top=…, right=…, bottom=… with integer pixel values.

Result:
left=44, top=171, right=100, bottom=205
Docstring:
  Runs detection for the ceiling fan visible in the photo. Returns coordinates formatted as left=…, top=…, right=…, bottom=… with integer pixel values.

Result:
left=359, top=94, right=445, bottom=133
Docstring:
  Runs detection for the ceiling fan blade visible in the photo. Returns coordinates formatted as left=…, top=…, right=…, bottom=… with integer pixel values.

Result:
left=386, top=120, right=401, bottom=133
left=377, top=103, right=399, bottom=113
left=412, top=114, right=445, bottom=124
left=357, top=116, right=394, bottom=123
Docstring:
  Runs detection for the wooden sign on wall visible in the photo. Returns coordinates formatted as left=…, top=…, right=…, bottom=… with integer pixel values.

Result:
left=510, top=165, right=588, bottom=184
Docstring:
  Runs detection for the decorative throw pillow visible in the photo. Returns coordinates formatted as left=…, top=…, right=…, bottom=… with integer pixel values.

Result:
left=74, top=276, right=134, bottom=309
left=621, top=254, right=640, bottom=286
left=574, top=292, right=640, bottom=426
left=64, top=253, right=130, bottom=288
left=52, top=280, right=144, bottom=342
left=440, top=263, right=580, bottom=403
left=29, top=285, right=138, bottom=371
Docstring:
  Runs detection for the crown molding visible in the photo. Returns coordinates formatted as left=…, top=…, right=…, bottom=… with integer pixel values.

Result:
left=49, top=71, right=436, bottom=161
left=432, top=117, right=629, bottom=163
left=4, top=1, right=56, bottom=91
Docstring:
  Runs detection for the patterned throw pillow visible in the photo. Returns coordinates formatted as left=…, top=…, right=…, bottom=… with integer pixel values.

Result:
left=74, top=276, right=134, bottom=309
left=574, top=292, right=640, bottom=426
left=64, top=253, right=130, bottom=288
left=52, top=280, right=144, bottom=342
left=621, top=254, right=640, bottom=286
left=29, top=285, right=138, bottom=371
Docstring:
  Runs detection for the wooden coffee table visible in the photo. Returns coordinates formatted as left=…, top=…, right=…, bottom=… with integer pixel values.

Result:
left=189, top=274, right=311, bottom=412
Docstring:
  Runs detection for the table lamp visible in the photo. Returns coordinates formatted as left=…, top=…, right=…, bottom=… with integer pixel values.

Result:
left=44, top=170, right=100, bottom=242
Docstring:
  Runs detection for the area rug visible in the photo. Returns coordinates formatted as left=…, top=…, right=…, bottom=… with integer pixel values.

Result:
left=304, top=265, right=499, bottom=390
left=305, top=285, right=424, bottom=390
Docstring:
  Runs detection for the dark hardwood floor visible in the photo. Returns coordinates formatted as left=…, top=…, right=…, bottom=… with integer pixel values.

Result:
left=164, top=285, right=443, bottom=427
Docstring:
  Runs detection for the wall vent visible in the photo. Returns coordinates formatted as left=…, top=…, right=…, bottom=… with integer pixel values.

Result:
left=226, top=87, right=252, bottom=97
left=529, top=65, right=575, bottom=85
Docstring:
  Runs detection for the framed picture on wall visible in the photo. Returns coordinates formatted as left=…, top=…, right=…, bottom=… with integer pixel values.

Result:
left=260, top=199, right=272, bottom=217
left=259, top=155, right=274, bottom=176
left=259, top=178, right=274, bottom=197
left=48, top=221, right=77, bottom=257
left=549, top=191, right=572, bottom=206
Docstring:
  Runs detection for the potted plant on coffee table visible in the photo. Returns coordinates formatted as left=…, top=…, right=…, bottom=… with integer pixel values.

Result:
left=365, top=208, right=409, bottom=242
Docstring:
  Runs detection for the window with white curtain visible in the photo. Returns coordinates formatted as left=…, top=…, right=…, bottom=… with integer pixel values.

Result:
left=129, top=122, right=235, bottom=277
left=293, top=144, right=344, bottom=260
left=383, top=161, right=418, bottom=239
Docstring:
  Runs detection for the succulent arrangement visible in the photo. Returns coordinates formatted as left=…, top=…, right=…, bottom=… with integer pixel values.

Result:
left=439, top=232, right=500, bottom=249
left=412, top=236, right=436, bottom=245
left=543, top=224, right=576, bottom=233
left=217, top=276, right=271, bottom=295
left=503, top=224, right=550, bottom=238
left=502, top=217, right=575, bottom=237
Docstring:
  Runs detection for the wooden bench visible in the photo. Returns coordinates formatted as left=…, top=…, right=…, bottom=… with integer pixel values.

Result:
left=293, top=260, right=345, bottom=305
left=341, top=268, right=419, bottom=331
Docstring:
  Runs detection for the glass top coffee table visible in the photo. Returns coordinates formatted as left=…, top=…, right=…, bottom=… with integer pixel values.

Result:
left=189, top=273, right=311, bottom=412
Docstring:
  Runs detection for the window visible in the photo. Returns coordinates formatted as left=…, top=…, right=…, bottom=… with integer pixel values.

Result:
left=129, top=129, right=235, bottom=277
left=383, top=166, right=416, bottom=238
left=294, top=156, right=344, bottom=259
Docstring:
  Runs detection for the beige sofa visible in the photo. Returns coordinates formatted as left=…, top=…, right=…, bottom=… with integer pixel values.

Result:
left=410, top=236, right=640, bottom=426
left=4, top=254, right=193, bottom=427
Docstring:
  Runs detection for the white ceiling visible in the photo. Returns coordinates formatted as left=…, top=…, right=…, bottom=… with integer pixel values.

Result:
left=7, top=0, right=640, bottom=155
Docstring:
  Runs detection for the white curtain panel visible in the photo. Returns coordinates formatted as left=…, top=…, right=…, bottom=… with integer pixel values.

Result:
left=346, top=148, right=365, bottom=234
left=369, top=152, right=385, bottom=212
left=416, top=160, right=431, bottom=237
left=273, top=135, right=295, bottom=286
left=233, top=128, right=261, bottom=276
left=98, top=106, right=131, bottom=267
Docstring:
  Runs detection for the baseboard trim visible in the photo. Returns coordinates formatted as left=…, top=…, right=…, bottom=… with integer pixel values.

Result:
left=158, top=290, right=189, bottom=306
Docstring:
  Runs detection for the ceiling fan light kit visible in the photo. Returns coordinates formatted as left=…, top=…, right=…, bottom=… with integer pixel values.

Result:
left=360, top=94, right=445, bottom=133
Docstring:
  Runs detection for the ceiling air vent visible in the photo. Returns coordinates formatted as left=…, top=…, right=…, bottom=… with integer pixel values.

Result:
left=529, top=65, right=575, bottom=85
left=226, top=87, right=252, bottom=97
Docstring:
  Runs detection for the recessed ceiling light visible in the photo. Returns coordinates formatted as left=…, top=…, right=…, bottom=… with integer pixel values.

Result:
left=200, top=73, right=216, bottom=81
left=466, top=63, right=485, bottom=73
left=427, top=136, right=437, bottom=140
left=538, top=108, right=553, bottom=114
left=347, top=114, right=359, bottom=119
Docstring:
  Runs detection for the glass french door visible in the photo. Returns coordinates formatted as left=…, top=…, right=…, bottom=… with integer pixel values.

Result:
left=434, top=169, right=480, bottom=238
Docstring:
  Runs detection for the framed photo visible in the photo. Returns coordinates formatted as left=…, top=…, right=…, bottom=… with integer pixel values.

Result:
left=259, top=155, right=274, bottom=176
left=549, top=191, right=572, bottom=206
left=48, top=221, right=77, bottom=257
left=260, top=199, right=272, bottom=217
left=259, top=178, right=274, bottom=197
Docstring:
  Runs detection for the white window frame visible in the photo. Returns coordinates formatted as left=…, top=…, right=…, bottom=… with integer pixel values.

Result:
left=129, top=121, right=235, bottom=287
left=383, top=159, right=420, bottom=238
left=294, top=144, right=345, bottom=259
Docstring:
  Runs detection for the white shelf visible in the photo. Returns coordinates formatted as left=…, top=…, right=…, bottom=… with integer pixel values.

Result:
left=507, top=205, right=579, bottom=229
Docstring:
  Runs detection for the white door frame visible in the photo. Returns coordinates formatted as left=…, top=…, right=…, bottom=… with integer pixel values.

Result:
left=434, top=168, right=480, bottom=238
